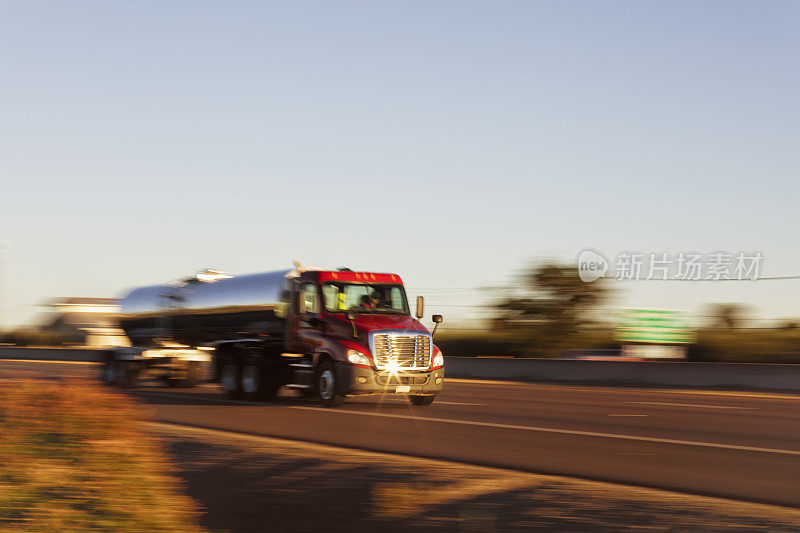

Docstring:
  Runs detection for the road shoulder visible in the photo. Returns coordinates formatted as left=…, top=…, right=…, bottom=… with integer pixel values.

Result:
left=149, top=421, right=800, bottom=533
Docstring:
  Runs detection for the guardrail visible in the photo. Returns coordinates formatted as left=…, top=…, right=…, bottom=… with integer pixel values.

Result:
left=444, top=356, right=800, bottom=391
left=2, top=348, right=799, bottom=392
left=0, top=347, right=104, bottom=362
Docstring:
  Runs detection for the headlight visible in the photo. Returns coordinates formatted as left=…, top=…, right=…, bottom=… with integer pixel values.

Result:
left=346, top=349, right=371, bottom=367
left=432, top=351, right=444, bottom=369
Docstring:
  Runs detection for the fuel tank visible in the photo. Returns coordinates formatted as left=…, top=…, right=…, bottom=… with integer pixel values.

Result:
left=118, top=270, right=293, bottom=347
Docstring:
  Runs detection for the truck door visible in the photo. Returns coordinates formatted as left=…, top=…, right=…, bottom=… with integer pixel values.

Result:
left=286, top=280, right=322, bottom=354
left=296, top=282, right=322, bottom=354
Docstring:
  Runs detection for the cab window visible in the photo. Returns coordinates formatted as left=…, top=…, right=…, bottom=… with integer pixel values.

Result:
left=300, top=283, right=320, bottom=314
left=321, top=283, right=408, bottom=314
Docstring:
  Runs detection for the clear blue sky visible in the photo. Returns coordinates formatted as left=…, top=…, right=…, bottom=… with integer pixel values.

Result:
left=1, top=1, right=799, bottom=328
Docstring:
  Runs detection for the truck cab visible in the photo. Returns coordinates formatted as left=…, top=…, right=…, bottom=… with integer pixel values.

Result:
left=283, top=270, right=444, bottom=406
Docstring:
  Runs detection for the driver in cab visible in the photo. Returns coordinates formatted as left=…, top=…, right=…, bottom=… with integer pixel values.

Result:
left=359, top=291, right=385, bottom=309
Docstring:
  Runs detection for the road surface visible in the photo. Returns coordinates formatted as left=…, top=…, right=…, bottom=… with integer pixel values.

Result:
left=3, top=359, right=800, bottom=508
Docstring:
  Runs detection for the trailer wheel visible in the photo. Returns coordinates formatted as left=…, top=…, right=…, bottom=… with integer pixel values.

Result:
left=240, top=358, right=281, bottom=401
left=102, top=354, right=137, bottom=388
left=408, top=395, right=436, bottom=406
left=240, top=358, right=260, bottom=400
left=116, top=361, right=139, bottom=389
left=221, top=356, right=241, bottom=399
left=170, top=360, right=201, bottom=388
left=317, top=360, right=344, bottom=407
left=100, top=352, right=116, bottom=384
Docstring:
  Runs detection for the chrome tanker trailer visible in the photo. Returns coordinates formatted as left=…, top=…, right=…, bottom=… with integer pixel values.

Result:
left=104, top=266, right=444, bottom=406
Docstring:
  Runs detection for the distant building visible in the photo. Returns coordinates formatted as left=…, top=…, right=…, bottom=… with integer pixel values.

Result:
left=38, top=297, right=130, bottom=348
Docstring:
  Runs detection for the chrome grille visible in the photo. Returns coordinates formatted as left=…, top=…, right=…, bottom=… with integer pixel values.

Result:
left=371, top=332, right=431, bottom=370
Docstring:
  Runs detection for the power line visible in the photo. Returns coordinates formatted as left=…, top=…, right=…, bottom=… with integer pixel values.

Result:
left=411, top=275, right=800, bottom=290
left=625, top=275, right=800, bottom=282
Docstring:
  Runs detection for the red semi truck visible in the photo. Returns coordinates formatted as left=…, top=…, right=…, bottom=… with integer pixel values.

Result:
left=103, top=266, right=444, bottom=406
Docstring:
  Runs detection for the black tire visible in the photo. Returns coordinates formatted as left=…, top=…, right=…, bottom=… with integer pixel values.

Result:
left=221, top=354, right=242, bottom=399
left=174, top=360, right=201, bottom=388
left=103, top=354, right=138, bottom=389
left=100, top=352, right=116, bottom=384
left=317, top=360, right=344, bottom=407
left=117, top=361, right=139, bottom=389
left=240, top=357, right=282, bottom=401
left=408, top=394, right=436, bottom=406
left=239, top=357, right=260, bottom=400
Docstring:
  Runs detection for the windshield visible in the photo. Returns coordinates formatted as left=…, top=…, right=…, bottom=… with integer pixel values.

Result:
left=321, top=283, right=409, bottom=315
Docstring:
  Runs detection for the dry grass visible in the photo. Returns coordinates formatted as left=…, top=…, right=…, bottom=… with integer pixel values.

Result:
left=0, top=379, right=204, bottom=532
left=693, top=328, right=800, bottom=362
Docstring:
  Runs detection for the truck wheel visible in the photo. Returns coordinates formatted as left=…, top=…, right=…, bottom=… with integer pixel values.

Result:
left=100, top=353, right=116, bottom=384
left=240, top=359, right=259, bottom=399
left=182, top=360, right=202, bottom=388
left=240, top=358, right=282, bottom=401
left=117, top=361, right=139, bottom=389
left=408, top=395, right=436, bottom=406
left=317, top=360, right=344, bottom=407
left=221, top=356, right=241, bottom=399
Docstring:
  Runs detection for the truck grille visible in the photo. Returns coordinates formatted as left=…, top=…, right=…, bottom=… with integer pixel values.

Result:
left=371, top=332, right=431, bottom=371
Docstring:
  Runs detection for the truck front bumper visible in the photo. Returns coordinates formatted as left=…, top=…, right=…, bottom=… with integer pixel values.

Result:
left=336, top=363, right=444, bottom=396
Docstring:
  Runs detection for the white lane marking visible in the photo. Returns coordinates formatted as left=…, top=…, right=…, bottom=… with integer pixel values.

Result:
left=607, top=414, right=648, bottom=417
left=288, top=406, right=800, bottom=457
left=627, top=401, right=755, bottom=410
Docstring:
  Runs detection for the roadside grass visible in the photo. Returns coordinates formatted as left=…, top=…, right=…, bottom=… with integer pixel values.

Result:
left=0, top=379, right=204, bottom=532
left=693, top=328, right=800, bottom=362
left=435, top=328, right=617, bottom=358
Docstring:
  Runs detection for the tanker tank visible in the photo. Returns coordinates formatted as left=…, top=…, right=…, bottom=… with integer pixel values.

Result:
left=118, top=269, right=294, bottom=348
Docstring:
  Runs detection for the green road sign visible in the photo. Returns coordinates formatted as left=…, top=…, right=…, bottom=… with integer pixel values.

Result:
left=616, top=309, right=695, bottom=344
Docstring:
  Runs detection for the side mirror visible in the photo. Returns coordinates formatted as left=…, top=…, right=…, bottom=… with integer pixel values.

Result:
left=431, top=314, right=443, bottom=338
left=415, top=296, right=424, bottom=319
left=347, top=311, right=356, bottom=322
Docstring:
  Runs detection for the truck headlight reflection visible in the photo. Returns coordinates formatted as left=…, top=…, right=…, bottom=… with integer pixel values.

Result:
left=385, top=359, right=400, bottom=374
left=346, top=349, right=371, bottom=367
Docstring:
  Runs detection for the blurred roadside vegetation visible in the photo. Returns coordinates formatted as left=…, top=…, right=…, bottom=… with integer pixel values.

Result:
left=0, top=329, right=67, bottom=347
left=691, top=328, right=800, bottom=363
left=0, top=380, right=203, bottom=532
left=436, top=263, right=800, bottom=363
left=436, top=328, right=800, bottom=363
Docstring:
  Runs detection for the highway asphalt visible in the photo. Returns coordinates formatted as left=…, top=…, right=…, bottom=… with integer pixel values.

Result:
left=3, top=359, right=800, bottom=508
